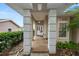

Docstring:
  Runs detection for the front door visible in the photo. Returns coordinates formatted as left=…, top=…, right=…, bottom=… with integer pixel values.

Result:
left=37, top=22, right=43, bottom=36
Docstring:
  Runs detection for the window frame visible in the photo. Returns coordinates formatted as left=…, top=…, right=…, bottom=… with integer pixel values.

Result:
left=58, top=21, right=68, bottom=39
left=8, top=28, right=12, bottom=32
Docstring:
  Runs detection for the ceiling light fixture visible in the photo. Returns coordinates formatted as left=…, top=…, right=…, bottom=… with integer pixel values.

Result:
left=38, top=21, right=40, bottom=23
left=38, top=4, right=42, bottom=11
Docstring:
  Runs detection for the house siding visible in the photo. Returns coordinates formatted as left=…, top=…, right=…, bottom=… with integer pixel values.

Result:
left=0, top=21, right=20, bottom=32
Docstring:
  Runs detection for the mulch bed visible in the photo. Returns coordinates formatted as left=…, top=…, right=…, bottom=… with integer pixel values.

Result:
left=0, top=49, right=11, bottom=56
left=50, top=49, right=79, bottom=56
left=1, top=48, right=79, bottom=56
left=0, top=41, right=23, bottom=56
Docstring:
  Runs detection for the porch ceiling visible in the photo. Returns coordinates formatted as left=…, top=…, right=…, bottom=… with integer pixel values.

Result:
left=7, top=3, right=33, bottom=15
left=7, top=3, right=73, bottom=16
left=47, top=3, right=73, bottom=16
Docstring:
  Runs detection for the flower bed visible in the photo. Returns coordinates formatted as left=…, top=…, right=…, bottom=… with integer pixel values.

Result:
left=0, top=31, right=23, bottom=53
left=56, top=41, right=79, bottom=56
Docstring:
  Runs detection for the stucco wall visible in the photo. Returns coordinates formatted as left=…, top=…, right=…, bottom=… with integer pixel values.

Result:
left=76, top=28, right=79, bottom=43
left=70, top=29, right=77, bottom=42
left=71, top=28, right=79, bottom=43
left=43, top=18, right=48, bottom=39
left=0, top=21, right=20, bottom=32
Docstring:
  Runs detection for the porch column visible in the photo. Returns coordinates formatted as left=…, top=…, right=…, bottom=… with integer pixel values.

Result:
left=23, top=10, right=33, bottom=55
left=48, top=9, right=57, bottom=55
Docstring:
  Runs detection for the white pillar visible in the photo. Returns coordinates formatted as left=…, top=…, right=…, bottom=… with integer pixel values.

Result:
left=48, top=9, right=57, bottom=55
left=23, top=10, right=33, bottom=55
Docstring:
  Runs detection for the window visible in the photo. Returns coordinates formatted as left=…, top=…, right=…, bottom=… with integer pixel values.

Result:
left=8, top=28, right=12, bottom=32
left=40, top=25, right=43, bottom=32
left=59, top=23, right=67, bottom=37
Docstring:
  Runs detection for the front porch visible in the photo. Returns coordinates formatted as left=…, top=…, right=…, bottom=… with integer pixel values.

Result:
left=32, top=37, right=48, bottom=53
left=7, top=3, right=72, bottom=55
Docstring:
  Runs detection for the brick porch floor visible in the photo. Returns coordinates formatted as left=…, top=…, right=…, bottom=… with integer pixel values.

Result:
left=32, top=39, right=48, bottom=53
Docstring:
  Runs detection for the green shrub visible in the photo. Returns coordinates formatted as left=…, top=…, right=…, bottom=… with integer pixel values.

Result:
left=56, top=41, right=79, bottom=50
left=0, top=31, right=23, bottom=52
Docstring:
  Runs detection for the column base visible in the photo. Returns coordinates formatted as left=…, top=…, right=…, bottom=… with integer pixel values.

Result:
left=22, top=50, right=31, bottom=56
left=48, top=49, right=56, bottom=56
left=23, top=46, right=32, bottom=56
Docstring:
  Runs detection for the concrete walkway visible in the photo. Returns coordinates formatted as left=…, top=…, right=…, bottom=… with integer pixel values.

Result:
left=32, top=39, right=48, bottom=53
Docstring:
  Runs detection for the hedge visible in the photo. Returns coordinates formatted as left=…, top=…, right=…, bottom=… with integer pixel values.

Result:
left=0, top=31, right=23, bottom=52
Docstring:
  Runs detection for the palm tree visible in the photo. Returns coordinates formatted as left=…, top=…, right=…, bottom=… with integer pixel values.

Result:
left=65, top=3, right=79, bottom=30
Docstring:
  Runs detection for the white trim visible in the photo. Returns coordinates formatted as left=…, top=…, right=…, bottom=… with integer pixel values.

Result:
left=58, top=20, right=69, bottom=39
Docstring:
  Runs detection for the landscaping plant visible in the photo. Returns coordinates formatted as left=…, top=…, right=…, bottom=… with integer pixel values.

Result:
left=56, top=41, right=78, bottom=50
left=0, top=31, right=23, bottom=52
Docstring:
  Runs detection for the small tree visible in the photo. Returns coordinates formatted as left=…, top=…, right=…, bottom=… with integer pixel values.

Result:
left=68, top=13, right=79, bottom=30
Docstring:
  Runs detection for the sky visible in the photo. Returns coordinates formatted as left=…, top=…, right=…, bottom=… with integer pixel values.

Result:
left=0, top=3, right=23, bottom=27
left=0, top=3, right=78, bottom=27
left=65, top=3, right=79, bottom=12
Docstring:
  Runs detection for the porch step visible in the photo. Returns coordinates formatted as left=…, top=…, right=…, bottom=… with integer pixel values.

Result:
left=31, top=53, right=48, bottom=56
left=32, top=48, right=48, bottom=53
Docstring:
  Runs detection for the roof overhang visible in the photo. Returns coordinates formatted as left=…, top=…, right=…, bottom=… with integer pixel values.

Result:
left=0, top=19, right=21, bottom=28
left=47, top=3, right=73, bottom=16
left=6, top=3, right=33, bottom=16
left=7, top=3, right=73, bottom=16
